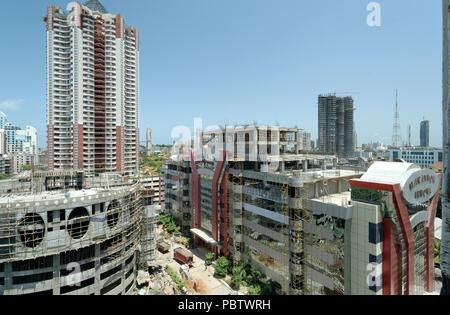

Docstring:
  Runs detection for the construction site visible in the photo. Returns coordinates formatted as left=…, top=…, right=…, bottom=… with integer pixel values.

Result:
left=164, top=125, right=442, bottom=295
left=163, top=126, right=364, bottom=294
left=0, top=170, right=145, bottom=295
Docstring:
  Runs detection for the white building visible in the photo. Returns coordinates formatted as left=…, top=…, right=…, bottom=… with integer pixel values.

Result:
left=298, top=129, right=312, bottom=151
left=0, top=112, right=37, bottom=156
left=389, top=147, right=443, bottom=167
left=44, top=0, right=139, bottom=174
left=355, top=148, right=373, bottom=159
left=0, top=130, right=8, bottom=156
left=10, top=153, right=35, bottom=175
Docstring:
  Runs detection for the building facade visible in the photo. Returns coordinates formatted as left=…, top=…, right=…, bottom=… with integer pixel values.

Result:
left=44, top=0, right=139, bottom=175
left=389, top=147, right=443, bottom=168
left=318, top=94, right=355, bottom=158
left=139, top=174, right=165, bottom=206
left=164, top=157, right=440, bottom=295
left=0, top=171, right=144, bottom=295
left=298, top=129, right=312, bottom=152
left=349, top=162, right=440, bottom=294
left=420, top=120, right=430, bottom=148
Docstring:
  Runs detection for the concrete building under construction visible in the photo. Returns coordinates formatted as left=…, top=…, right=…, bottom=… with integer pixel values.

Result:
left=0, top=171, right=145, bottom=295
left=163, top=126, right=361, bottom=294
left=163, top=125, right=440, bottom=295
left=318, top=94, right=355, bottom=158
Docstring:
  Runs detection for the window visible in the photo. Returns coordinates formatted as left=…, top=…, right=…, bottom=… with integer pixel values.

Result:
left=100, top=278, right=122, bottom=295
left=369, top=222, right=382, bottom=244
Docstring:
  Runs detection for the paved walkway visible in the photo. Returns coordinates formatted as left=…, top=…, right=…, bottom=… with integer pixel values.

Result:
left=154, top=229, right=235, bottom=295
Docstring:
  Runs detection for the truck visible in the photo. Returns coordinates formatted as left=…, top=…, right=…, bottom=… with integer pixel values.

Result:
left=173, top=247, right=194, bottom=266
left=157, top=240, right=171, bottom=254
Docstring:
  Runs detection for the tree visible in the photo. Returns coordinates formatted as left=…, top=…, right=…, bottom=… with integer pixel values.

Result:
left=231, top=264, right=247, bottom=289
left=231, top=272, right=243, bottom=289
left=436, top=241, right=441, bottom=265
left=246, top=266, right=263, bottom=286
left=22, top=165, right=32, bottom=171
left=248, top=285, right=261, bottom=295
left=205, top=252, right=214, bottom=266
left=261, top=280, right=281, bottom=295
left=214, top=256, right=230, bottom=277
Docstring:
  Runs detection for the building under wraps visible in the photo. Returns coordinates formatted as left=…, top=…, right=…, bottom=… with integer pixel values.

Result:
left=0, top=171, right=144, bottom=295
left=163, top=126, right=441, bottom=295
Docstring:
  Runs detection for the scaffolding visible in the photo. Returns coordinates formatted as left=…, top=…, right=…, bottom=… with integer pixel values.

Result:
left=0, top=174, right=143, bottom=264
left=139, top=206, right=157, bottom=269
left=231, top=173, right=243, bottom=265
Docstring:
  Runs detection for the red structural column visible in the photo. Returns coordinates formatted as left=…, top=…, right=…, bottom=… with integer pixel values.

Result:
left=220, top=169, right=230, bottom=257
left=190, top=150, right=201, bottom=229
left=73, top=124, right=84, bottom=169
left=212, top=151, right=227, bottom=258
left=115, top=14, right=122, bottom=39
left=425, top=174, right=442, bottom=292
left=391, top=184, right=415, bottom=295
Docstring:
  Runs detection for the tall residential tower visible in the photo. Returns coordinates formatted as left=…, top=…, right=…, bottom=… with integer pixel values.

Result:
left=43, top=0, right=139, bottom=174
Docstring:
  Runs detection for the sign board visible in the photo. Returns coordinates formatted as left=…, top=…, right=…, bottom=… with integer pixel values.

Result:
left=401, top=169, right=439, bottom=206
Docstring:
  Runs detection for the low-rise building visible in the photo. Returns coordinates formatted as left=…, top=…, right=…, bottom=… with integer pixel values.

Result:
left=139, top=174, right=165, bottom=206
left=390, top=147, right=443, bottom=168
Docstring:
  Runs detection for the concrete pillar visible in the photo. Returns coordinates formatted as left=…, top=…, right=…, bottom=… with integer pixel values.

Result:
left=52, top=254, right=60, bottom=295
left=280, top=161, right=285, bottom=173
left=4, top=262, right=12, bottom=294
left=121, top=254, right=128, bottom=295
left=94, top=244, right=101, bottom=295
left=303, top=160, right=308, bottom=172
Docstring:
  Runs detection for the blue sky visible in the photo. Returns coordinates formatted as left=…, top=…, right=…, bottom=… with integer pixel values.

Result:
left=0, top=0, right=442, bottom=148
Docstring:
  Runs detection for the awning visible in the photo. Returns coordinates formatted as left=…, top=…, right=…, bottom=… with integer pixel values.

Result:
left=190, top=228, right=218, bottom=246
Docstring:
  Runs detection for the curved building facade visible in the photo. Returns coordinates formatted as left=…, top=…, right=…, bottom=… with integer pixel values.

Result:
left=0, top=178, right=142, bottom=295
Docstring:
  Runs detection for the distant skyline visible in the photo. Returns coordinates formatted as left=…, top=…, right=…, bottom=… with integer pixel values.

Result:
left=0, top=0, right=442, bottom=148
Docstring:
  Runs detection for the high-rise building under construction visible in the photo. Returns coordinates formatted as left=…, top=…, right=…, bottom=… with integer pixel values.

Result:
left=318, top=94, right=355, bottom=158
left=44, top=0, right=140, bottom=175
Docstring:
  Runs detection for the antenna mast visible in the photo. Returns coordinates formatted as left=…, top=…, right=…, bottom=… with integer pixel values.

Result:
left=392, top=90, right=402, bottom=147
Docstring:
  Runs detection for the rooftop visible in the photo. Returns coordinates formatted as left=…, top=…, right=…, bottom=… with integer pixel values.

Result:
left=311, top=191, right=352, bottom=208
